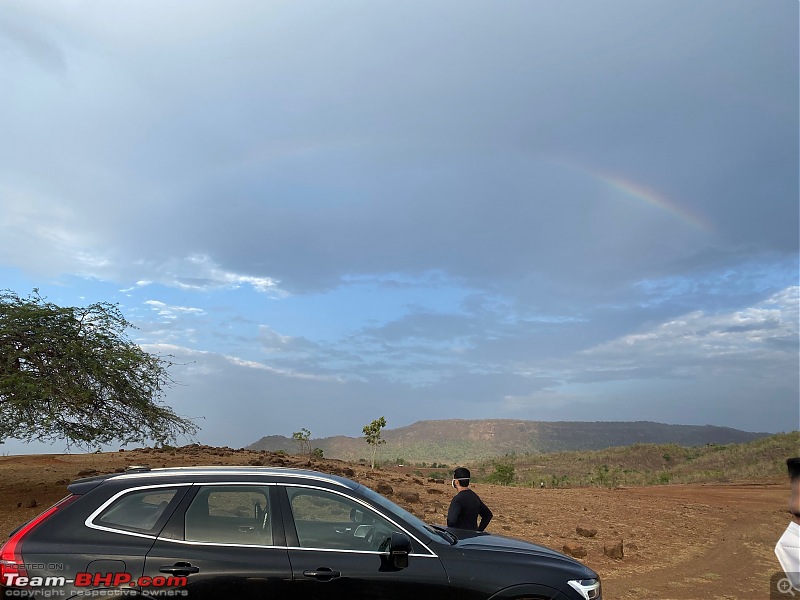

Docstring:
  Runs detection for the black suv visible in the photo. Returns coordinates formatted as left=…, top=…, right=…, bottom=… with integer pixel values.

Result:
left=1, top=466, right=601, bottom=599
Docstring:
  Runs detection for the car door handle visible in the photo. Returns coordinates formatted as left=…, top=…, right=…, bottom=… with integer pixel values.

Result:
left=302, top=568, right=341, bottom=580
left=159, top=562, right=200, bottom=575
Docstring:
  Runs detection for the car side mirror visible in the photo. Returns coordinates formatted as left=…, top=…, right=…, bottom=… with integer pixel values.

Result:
left=350, top=507, right=364, bottom=523
left=389, top=532, right=411, bottom=569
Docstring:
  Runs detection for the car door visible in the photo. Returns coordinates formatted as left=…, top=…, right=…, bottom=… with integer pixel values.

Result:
left=143, top=483, right=292, bottom=599
left=279, top=484, right=450, bottom=600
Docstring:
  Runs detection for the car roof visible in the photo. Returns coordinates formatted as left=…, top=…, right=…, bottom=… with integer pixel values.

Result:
left=68, top=466, right=358, bottom=494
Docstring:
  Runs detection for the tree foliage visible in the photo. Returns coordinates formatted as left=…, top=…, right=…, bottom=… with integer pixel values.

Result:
left=0, top=289, right=198, bottom=448
left=292, top=428, right=312, bottom=455
left=362, top=416, right=387, bottom=470
left=490, top=461, right=515, bottom=486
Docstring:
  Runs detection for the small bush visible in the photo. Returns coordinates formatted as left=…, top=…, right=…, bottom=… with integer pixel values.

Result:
left=490, top=462, right=515, bottom=486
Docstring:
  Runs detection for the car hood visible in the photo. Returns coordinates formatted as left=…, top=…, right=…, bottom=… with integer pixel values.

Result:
left=448, top=528, right=569, bottom=560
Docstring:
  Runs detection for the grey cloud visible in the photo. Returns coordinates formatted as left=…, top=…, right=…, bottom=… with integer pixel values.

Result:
left=0, top=1, right=795, bottom=300
left=0, top=11, right=66, bottom=73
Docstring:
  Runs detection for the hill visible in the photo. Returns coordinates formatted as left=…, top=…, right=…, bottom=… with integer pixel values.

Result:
left=472, top=430, right=800, bottom=487
left=246, top=419, right=772, bottom=463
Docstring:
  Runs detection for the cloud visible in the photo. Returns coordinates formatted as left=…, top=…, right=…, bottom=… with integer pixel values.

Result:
left=144, top=300, right=205, bottom=320
left=0, top=1, right=796, bottom=447
left=579, top=286, right=797, bottom=370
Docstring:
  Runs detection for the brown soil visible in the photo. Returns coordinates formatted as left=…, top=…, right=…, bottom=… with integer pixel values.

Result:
left=0, top=447, right=789, bottom=599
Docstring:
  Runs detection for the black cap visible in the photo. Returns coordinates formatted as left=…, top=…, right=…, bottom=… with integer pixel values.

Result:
left=453, top=467, right=470, bottom=481
left=787, top=457, right=800, bottom=480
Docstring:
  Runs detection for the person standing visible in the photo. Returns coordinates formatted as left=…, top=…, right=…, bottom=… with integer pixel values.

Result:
left=447, top=467, right=493, bottom=531
left=776, top=457, right=800, bottom=589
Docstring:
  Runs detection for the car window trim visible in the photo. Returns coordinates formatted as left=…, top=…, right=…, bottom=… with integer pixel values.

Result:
left=85, top=483, right=192, bottom=540
left=85, top=480, right=438, bottom=558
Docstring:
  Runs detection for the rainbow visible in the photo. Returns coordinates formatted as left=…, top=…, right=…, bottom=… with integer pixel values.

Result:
left=592, top=171, right=712, bottom=233
left=545, top=158, right=713, bottom=233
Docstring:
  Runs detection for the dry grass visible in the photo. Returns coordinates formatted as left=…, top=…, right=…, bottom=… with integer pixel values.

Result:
left=473, top=431, right=800, bottom=488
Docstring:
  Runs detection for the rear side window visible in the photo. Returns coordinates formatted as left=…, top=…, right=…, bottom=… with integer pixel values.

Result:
left=94, top=488, right=179, bottom=534
left=185, top=486, right=273, bottom=545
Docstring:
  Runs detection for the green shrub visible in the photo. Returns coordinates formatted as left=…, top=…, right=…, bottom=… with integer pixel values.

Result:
left=490, top=462, right=515, bottom=485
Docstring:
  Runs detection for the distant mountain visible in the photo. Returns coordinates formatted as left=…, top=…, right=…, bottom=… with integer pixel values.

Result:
left=246, top=419, right=772, bottom=463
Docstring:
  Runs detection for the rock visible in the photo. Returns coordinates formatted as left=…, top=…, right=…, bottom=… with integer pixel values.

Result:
left=427, top=488, right=444, bottom=495
left=603, top=540, right=624, bottom=560
left=76, top=469, right=98, bottom=477
left=428, top=478, right=445, bottom=484
left=376, top=481, right=394, bottom=495
left=563, top=544, right=587, bottom=559
left=576, top=526, right=597, bottom=538
left=627, top=542, right=639, bottom=551
left=412, top=478, right=424, bottom=485
left=502, top=525, right=511, bottom=531
left=25, top=498, right=38, bottom=509
left=341, top=467, right=355, bottom=477
left=397, top=491, right=420, bottom=503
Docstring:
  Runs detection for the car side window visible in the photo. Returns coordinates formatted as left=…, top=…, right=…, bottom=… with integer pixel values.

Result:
left=185, top=485, right=272, bottom=545
left=286, top=486, right=396, bottom=552
left=94, top=488, right=179, bottom=534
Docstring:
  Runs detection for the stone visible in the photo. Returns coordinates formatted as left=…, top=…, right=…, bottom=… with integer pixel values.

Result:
left=603, top=540, right=624, bottom=560
left=576, top=526, right=597, bottom=538
left=376, top=481, right=394, bottom=495
left=427, top=488, right=444, bottom=495
left=397, top=491, right=420, bottom=503
left=563, top=544, right=588, bottom=559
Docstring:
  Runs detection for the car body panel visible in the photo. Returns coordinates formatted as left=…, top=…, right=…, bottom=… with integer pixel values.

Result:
left=6, top=467, right=599, bottom=600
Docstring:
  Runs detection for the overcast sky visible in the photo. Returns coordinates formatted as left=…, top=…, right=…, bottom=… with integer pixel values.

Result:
left=1, top=0, right=798, bottom=453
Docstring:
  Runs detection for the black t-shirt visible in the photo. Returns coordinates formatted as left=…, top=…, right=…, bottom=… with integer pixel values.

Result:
left=447, top=488, right=493, bottom=531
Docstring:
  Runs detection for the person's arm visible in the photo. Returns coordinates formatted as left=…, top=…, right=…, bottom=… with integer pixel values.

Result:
left=477, top=500, right=493, bottom=531
left=447, top=496, right=462, bottom=528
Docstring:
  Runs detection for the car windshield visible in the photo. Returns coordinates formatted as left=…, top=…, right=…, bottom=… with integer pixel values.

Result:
left=358, top=485, right=452, bottom=544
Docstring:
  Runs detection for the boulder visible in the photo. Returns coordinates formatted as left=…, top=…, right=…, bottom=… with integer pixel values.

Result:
left=376, top=481, right=394, bottom=495
left=576, top=526, right=597, bottom=538
left=563, top=544, right=587, bottom=559
left=397, top=491, right=420, bottom=503
left=603, top=540, right=624, bottom=560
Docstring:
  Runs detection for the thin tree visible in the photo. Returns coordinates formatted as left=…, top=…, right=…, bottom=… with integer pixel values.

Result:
left=362, top=416, right=387, bottom=470
left=0, top=289, right=198, bottom=448
left=291, top=428, right=312, bottom=456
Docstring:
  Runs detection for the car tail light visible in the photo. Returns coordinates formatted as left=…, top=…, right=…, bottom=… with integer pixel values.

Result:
left=0, top=495, right=79, bottom=584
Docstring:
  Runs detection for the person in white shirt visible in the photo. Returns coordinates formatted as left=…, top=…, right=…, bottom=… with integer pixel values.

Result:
left=775, top=457, right=800, bottom=589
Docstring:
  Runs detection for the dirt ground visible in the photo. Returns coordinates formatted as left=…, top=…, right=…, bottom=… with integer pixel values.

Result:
left=0, top=448, right=790, bottom=599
